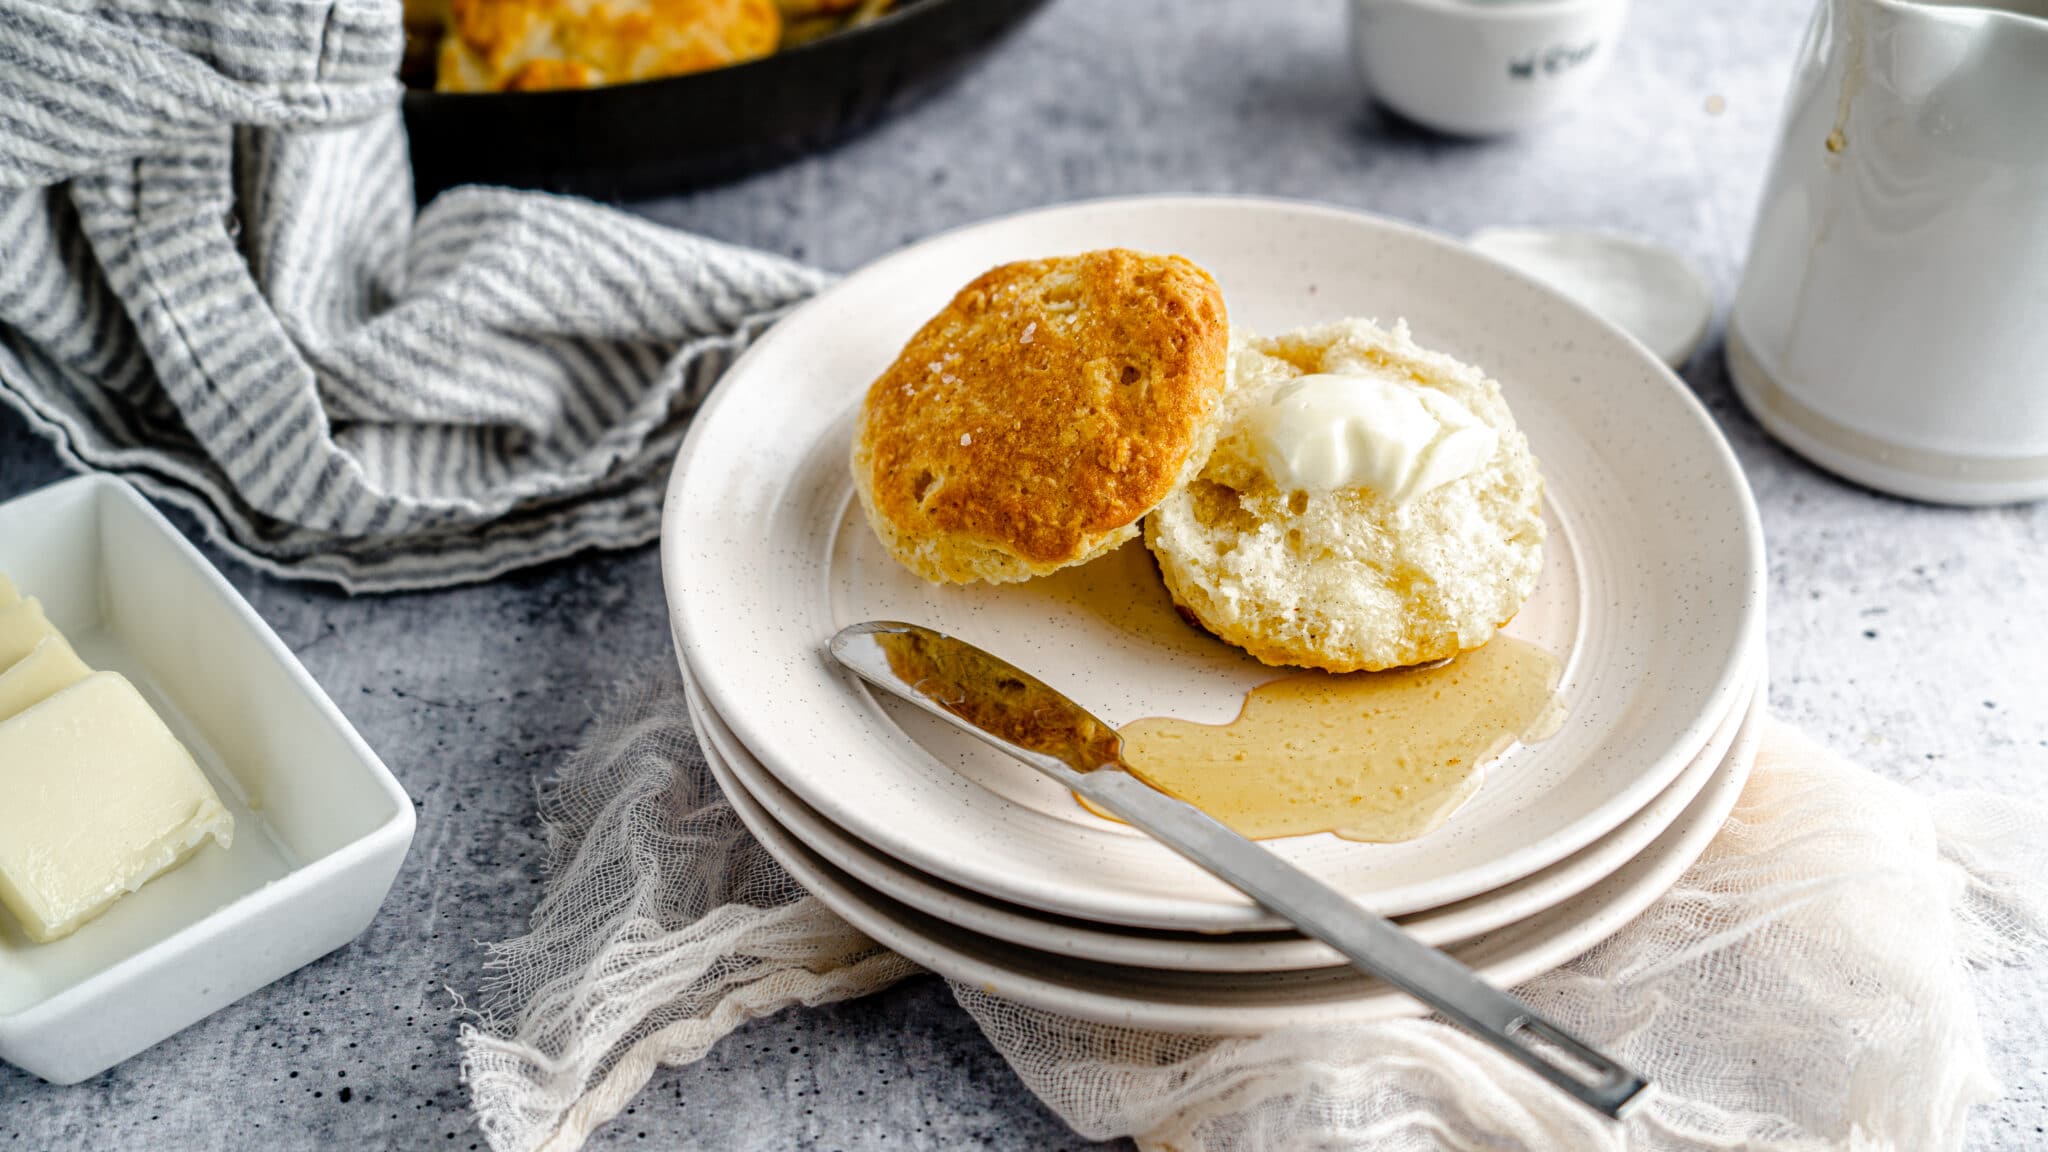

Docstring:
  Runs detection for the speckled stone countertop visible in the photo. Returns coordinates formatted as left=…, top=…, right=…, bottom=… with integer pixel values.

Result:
left=2, top=0, right=2044, bottom=1147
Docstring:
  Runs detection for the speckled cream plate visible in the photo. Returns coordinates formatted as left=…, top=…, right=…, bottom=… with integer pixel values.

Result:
left=696, top=672, right=1766, bottom=1031
left=685, top=653, right=1756, bottom=972
left=663, top=196, right=1766, bottom=933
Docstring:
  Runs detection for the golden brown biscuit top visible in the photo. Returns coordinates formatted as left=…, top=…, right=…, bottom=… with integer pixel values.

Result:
left=858, top=249, right=1230, bottom=567
left=437, top=0, right=781, bottom=93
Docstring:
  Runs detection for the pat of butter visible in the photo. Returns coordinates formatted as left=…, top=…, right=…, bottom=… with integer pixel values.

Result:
left=0, top=597, right=61, bottom=670
left=0, top=634, right=91, bottom=722
left=0, top=672, right=234, bottom=943
left=1245, top=372, right=1499, bottom=502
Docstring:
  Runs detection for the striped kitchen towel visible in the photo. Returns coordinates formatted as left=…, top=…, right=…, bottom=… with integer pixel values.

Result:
left=0, top=0, right=829, bottom=591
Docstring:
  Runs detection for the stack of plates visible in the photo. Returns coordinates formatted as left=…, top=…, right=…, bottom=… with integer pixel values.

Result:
left=660, top=198, right=1767, bottom=1034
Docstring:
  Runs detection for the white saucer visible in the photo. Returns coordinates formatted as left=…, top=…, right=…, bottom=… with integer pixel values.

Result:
left=664, top=196, right=1765, bottom=932
left=1469, top=228, right=1714, bottom=369
left=686, top=654, right=1757, bottom=972
left=698, top=676, right=1765, bottom=1033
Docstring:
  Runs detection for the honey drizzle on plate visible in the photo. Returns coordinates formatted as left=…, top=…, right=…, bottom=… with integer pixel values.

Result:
left=1103, top=637, right=1565, bottom=843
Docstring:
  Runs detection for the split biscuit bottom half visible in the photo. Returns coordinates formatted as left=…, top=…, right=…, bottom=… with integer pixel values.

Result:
left=1146, top=318, right=1544, bottom=673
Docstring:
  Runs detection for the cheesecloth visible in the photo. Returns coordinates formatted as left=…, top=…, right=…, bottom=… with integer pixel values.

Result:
left=460, top=664, right=2048, bottom=1151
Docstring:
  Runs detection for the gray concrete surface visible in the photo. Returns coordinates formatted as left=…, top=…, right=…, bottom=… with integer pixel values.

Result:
left=3, top=0, right=2045, bottom=1147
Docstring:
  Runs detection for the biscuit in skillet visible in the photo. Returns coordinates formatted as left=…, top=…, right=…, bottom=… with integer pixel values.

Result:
left=852, top=249, right=1231, bottom=584
left=436, top=0, right=780, bottom=92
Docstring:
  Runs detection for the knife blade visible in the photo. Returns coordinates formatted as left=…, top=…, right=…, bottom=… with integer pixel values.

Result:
left=829, top=619, right=1650, bottom=1119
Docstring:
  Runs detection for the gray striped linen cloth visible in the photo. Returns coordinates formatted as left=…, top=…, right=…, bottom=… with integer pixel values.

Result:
left=0, top=0, right=830, bottom=591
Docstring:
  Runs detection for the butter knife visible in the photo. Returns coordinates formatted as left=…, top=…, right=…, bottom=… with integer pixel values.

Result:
left=830, top=620, right=1650, bottom=1119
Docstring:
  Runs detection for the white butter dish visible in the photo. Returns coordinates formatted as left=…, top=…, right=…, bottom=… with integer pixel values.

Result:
left=0, top=475, right=414, bottom=1084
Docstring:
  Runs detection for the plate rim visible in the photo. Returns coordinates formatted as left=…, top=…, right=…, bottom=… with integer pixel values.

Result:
left=699, top=669, right=1768, bottom=1033
left=686, top=650, right=1757, bottom=971
left=664, top=193, right=1768, bottom=931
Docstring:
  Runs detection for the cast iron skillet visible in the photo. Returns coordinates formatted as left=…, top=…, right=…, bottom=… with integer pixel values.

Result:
left=403, top=0, right=1054, bottom=202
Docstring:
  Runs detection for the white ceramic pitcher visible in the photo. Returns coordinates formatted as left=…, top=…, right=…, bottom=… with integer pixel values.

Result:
left=1729, top=0, right=2048, bottom=504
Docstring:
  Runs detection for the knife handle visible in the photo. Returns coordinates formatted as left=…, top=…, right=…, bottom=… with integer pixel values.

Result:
left=1072, top=768, right=1651, bottom=1120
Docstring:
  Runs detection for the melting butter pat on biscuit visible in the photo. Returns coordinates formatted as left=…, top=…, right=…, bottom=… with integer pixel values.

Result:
left=1145, top=318, right=1545, bottom=672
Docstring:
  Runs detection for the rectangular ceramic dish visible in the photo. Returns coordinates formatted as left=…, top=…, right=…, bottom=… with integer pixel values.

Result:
left=0, top=476, right=414, bottom=1084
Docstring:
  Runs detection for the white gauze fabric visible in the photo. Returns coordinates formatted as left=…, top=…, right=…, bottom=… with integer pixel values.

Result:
left=460, top=664, right=2048, bottom=1152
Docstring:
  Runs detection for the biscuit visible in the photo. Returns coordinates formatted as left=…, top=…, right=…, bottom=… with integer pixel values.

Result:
left=853, top=249, right=1230, bottom=585
left=436, top=0, right=780, bottom=93
left=1144, top=318, right=1544, bottom=672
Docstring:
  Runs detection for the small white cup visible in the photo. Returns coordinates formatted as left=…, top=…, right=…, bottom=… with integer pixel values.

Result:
left=1348, top=0, right=1632, bottom=136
